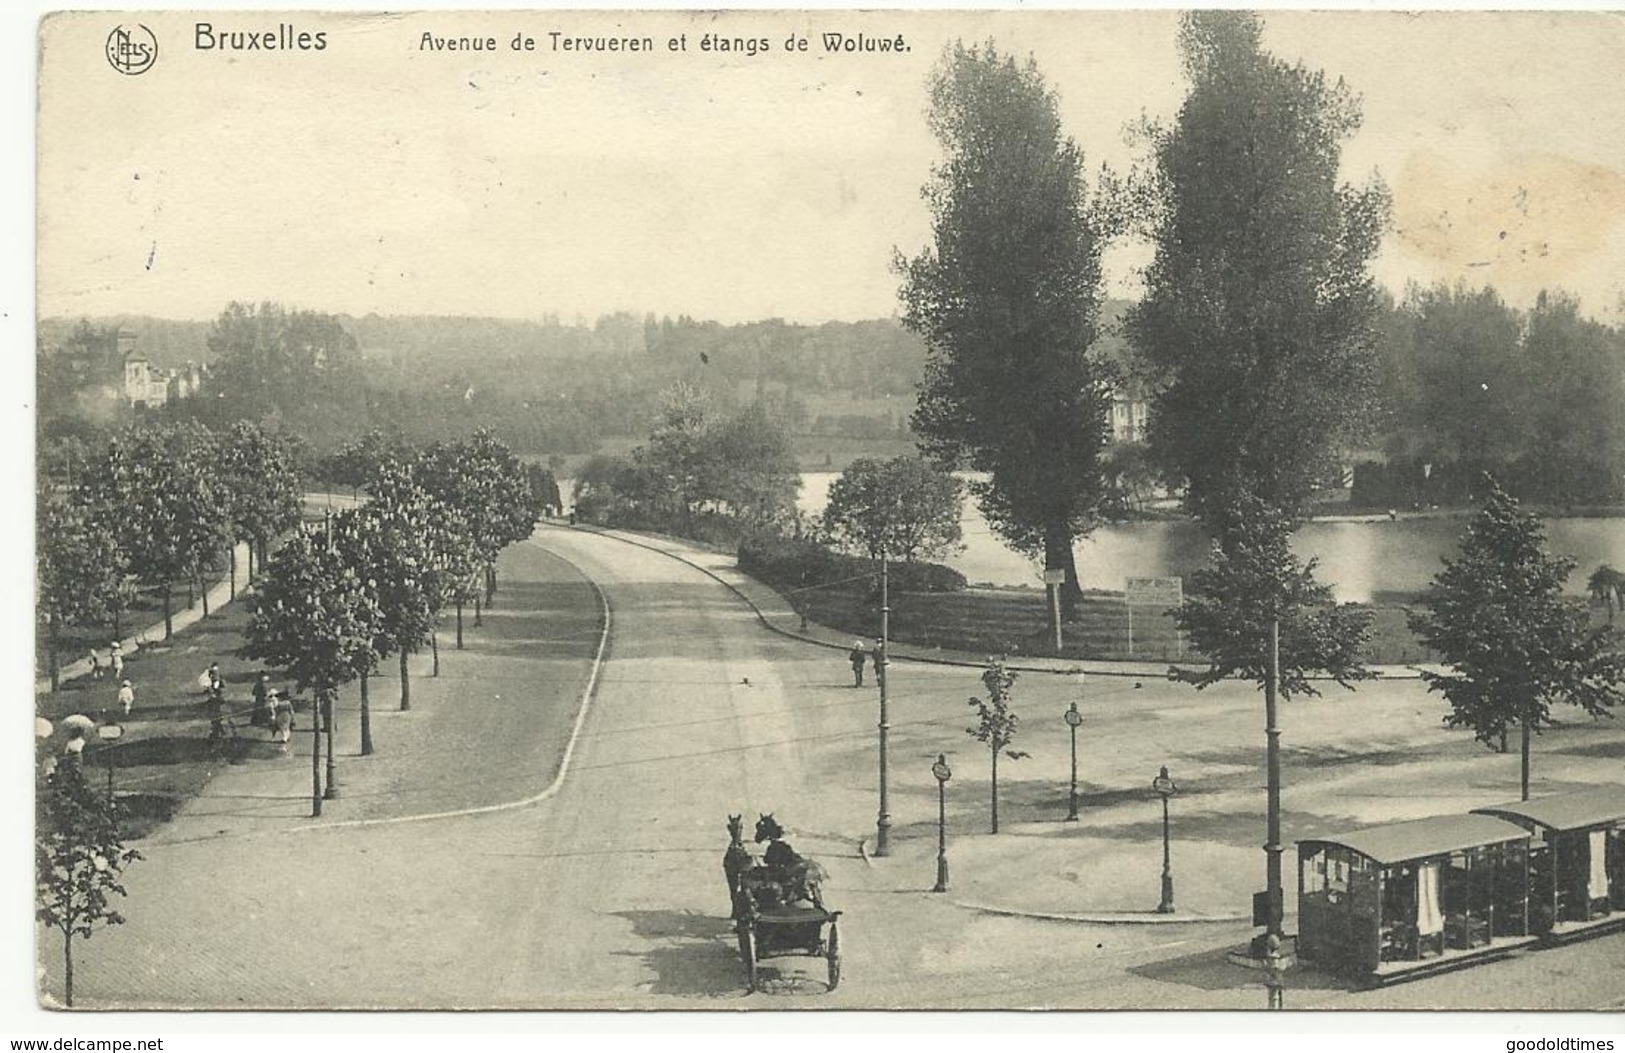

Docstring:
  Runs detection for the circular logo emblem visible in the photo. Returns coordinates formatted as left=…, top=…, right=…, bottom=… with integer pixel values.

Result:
left=105, top=24, right=158, bottom=76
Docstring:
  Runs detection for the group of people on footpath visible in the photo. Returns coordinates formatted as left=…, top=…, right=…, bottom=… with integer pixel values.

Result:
left=87, top=641, right=136, bottom=717
left=206, top=665, right=294, bottom=753
left=847, top=638, right=887, bottom=688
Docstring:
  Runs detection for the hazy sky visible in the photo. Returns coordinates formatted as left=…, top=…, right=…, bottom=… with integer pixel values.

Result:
left=36, top=9, right=1625, bottom=325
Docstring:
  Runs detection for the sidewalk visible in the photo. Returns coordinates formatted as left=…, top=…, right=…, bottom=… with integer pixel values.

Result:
left=138, top=538, right=606, bottom=846
left=566, top=523, right=1438, bottom=680
left=35, top=541, right=251, bottom=695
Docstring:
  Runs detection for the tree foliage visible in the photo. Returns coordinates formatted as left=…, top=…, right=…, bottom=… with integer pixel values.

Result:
left=1126, top=11, right=1389, bottom=534
left=37, top=494, right=136, bottom=674
left=36, top=764, right=141, bottom=1007
left=822, top=456, right=963, bottom=562
left=1174, top=499, right=1374, bottom=700
left=1410, top=482, right=1625, bottom=762
left=216, top=421, right=304, bottom=564
left=201, top=302, right=364, bottom=448
left=898, top=41, right=1117, bottom=605
left=76, top=422, right=231, bottom=634
left=240, top=516, right=384, bottom=702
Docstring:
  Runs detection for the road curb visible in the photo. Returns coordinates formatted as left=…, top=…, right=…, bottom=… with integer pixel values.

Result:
left=859, top=836, right=1252, bottom=925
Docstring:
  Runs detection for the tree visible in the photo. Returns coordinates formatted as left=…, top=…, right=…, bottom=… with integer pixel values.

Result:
left=36, top=764, right=141, bottom=1007
left=78, top=422, right=231, bottom=638
left=898, top=41, right=1117, bottom=611
left=1587, top=564, right=1625, bottom=622
left=1124, top=11, right=1388, bottom=948
left=414, top=430, right=533, bottom=610
left=202, top=302, right=365, bottom=448
left=1125, top=11, right=1390, bottom=535
left=37, top=495, right=136, bottom=689
left=1174, top=499, right=1373, bottom=699
left=698, top=404, right=801, bottom=529
left=216, top=422, right=304, bottom=591
left=823, top=456, right=963, bottom=562
left=1410, top=481, right=1625, bottom=800
left=360, top=460, right=461, bottom=722
left=965, top=658, right=1029, bottom=834
left=241, top=516, right=384, bottom=807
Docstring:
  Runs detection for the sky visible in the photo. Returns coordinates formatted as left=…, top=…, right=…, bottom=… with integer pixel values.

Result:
left=32, top=9, right=1625, bottom=327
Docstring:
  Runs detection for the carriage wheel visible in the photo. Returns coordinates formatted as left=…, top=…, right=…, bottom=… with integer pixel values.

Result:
left=826, top=921, right=841, bottom=991
left=738, top=925, right=756, bottom=993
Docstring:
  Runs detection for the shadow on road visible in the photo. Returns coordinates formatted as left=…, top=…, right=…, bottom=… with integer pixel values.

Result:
left=611, top=909, right=750, bottom=999
left=1129, top=945, right=1357, bottom=994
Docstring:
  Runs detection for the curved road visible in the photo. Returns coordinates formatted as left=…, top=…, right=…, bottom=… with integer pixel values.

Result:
left=52, top=526, right=1625, bottom=1011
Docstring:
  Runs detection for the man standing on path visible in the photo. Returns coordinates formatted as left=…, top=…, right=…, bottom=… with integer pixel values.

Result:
left=110, top=641, right=124, bottom=681
left=251, top=673, right=272, bottom=727
left=849, top=641, right=867, bottom=687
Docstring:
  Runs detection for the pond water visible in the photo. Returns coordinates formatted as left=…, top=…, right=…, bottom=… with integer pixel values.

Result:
left=798, top=472, right=1625, bottom=602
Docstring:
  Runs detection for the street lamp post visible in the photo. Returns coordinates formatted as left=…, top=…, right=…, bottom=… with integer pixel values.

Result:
left=1152, top=765, right=1178, bottom=914
left=1064, top=700, right=1083, bottom=821
left=932, top=754, right=952, bottom=892
left=322, top=693, right=338, bottom=800
left=96, top=721, right=124, bottom=802
left=875, top=553, right=892, bottom=857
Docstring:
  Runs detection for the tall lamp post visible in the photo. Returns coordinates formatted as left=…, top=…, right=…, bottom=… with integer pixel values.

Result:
left=1064, top=700, right=1083, bottom=821
left=874, top=554, right=891, bottom=857
left=1153, top=765, right=1178, bottom=914
left=96, top=720, right=124, bottom=803
left=931, top=753, right=952, bottom=893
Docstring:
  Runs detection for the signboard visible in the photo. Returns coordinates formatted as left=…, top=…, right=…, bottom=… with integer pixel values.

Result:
left=1125, top=576, right=1183, bottom=607
left=1042, top=569, right=1066, bottom=586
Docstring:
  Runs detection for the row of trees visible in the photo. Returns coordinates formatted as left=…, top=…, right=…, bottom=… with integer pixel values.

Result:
left=1366, top=285, right=1625, bottom=506
left=241, top=429, right=540, bottom=770
left=38, top=420, right=303, bottom=687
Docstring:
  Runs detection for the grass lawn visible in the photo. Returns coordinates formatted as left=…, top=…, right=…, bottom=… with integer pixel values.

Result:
left=36, top=597, right=306, bottom=841
left=788, top=583, right=1441, bottom=666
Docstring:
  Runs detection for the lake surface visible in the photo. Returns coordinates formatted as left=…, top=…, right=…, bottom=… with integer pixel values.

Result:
left=798, top=472, right=1625, bottom=602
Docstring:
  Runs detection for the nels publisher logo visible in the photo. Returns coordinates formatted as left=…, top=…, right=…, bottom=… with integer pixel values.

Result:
left=105, top=24, right=158, bottom=75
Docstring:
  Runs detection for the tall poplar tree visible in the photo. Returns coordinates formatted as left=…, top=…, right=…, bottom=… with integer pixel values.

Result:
left=1127, top=11, right=1389, bottom=535
left=1125, top=11, right=1388, bottom=946
left=898, top=41, right=1116, bottom=609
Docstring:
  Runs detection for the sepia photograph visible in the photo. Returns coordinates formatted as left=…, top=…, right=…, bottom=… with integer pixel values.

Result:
left=24, top=5, right=1625, bottom=1020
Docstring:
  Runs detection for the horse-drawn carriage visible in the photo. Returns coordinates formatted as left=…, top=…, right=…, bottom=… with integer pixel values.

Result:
left=724, top=814, right=841, bottom=993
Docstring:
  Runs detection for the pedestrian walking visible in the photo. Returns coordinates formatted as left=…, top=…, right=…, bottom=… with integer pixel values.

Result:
left=848, top=641, right=866, bottom=687
left=872, top=637, right=886, bottom=688
left=271, top=691, right=293, bottom=754
left=109, top=642, right=124, bottom=681
left=88, top=648, right=102, bottom=681
left=251, top=673, right=272, bottom=727
left=63, top=730, right=86, bottom=767
left=117, top=678, right=135, bottom=717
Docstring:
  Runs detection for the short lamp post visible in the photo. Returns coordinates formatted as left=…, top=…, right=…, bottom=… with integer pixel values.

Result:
left=931, top=753, right=952, bottom=893
left=1064, top=701, right=1083, bottom=821
left=1152, top=765, right=1178, bottom=914
left=96, top=720, right=125, bottom=802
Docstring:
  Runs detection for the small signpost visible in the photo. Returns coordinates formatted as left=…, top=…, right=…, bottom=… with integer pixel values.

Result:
left=1125, top=576, right=1183, bottom=657
left=1043, top=568, right=1066, bottom=653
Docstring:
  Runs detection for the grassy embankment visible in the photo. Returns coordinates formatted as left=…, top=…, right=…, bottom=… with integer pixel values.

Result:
left=784, top=580, right=1436, bottom=666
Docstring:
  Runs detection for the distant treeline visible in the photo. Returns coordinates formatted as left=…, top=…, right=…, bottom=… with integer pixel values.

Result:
left=38, top=285, right=1625, bottom=508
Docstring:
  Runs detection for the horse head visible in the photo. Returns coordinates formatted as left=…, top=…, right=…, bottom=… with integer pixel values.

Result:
left=726, top=814, right=744, bottom=846
left=754, top=813, right=784, bottom=843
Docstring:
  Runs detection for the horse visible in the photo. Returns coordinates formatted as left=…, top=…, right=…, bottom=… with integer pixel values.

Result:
left=723, top=814, right=754, bottom=917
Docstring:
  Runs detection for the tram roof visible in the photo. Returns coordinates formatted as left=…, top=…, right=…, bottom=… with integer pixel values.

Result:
left=1300, top=814, right=1529, bottom=866
left=1472, top=787, right=1625, bottom=833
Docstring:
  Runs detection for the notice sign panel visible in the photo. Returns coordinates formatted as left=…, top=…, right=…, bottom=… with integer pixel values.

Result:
left=1125, top=576, right=1183, bottom=607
